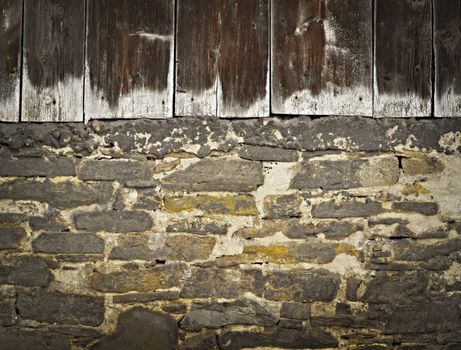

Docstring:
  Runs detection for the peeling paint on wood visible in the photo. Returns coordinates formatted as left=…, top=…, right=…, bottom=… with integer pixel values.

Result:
left=271, top=0, right=372, bottom=116
left=434, top=0, right=461, bottom=117
left=85, top=0, right=174, bottom=120
left=22, top=0, right=85, bottom=122
left=0, top=0, right=22, bottom=122
left=176, top=0, right=269, bottom=118
left=374, top=0, right=432, bottom=118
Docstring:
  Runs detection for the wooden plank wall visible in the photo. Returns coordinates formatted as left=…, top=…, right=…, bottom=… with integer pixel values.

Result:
left=0, top=0, right=460, bottom=122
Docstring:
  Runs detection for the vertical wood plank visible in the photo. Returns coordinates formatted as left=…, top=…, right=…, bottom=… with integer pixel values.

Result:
left=85, top=0, right=174, bottom=120
left=374, top=0, right=432, bottom=118
left=434, top=0, right=461, bottom=117
left=22, top=0, right=85, bottom=122
left=176, top=0, right=269, bottom=118
left=271, top=0, right=373, bottom=116
left=0, top=0, right=22, bottom=122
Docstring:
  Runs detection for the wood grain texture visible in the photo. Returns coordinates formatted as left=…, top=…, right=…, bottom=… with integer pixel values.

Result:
left=176, top=0, right=269, bottom=118
left=0, top=0, right=22, bottom=122
left=22, top=0, right=84, bottom=122
left=374, top=0, right=432, bottom=118
left=434, top=0, right=461, bottom=117
left=271, top=0, right=372, bottom=116
left=85, top=0, right=174, bottom=120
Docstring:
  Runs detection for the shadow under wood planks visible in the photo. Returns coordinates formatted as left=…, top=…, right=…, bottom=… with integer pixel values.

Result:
left=0, top=0, right=461, bottom=121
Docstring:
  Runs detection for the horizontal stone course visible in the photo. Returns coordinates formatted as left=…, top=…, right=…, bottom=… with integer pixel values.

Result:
left=239, top=145, right=299, bottom=162
left=74, top=211, right=152, bottom=233
left=0, top=157, right=76, bottom=177
left=78, top=159, right=154, bottom=182
left=0, top=256, right=53, bottom=287
left=312, top=200, right=384, bottom=218
left=0, top=226, right=26, bottom=250
left=291, top=156, right=399, bottom=190
left=32, top=232, right=104, bottom=254
left=162, top=159, right=263, bottom=192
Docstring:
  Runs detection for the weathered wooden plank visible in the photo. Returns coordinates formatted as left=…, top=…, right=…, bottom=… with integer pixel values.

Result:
left=176, top=0, right=269, bottom=118
left=85, top=0, right=174, bottom=120
left=374, top=0, right=432, bottom=118
left=271, top=0, right=372, bottom=116
left=22, top=0, right=84, bottom=122
left=434, top=0, right=461, bottom=117
left=0, top=0, right=22, bottom=122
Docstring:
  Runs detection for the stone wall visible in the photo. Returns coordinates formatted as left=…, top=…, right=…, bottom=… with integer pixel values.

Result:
left=0, top=116, right=460, bottom=350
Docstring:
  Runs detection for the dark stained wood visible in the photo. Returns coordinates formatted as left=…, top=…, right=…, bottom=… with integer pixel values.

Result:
left=176, top=0, right=269, bottom=118
left=434, top=0, right=461, bottom=117
left=374, top=0, right=432, bottom=117
left=271, top=0, right=372, bottom=116
left=22, top=0, right=85, bottom=122
left=85, top=0, right=174, bottom=120
left=0, top=0, right=22, bottom=121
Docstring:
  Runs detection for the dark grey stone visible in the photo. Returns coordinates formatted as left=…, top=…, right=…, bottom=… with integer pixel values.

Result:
left=280, top=302, right=310, bottom=320
left=218, top=327, right=338, bottom=350
left=392, top=202, right=439, bottom=216
left=312, top=200, right=384, bottom=218
left=291, top=242, right=337, bottom=264
left=368, top=217, right=409, bottom=226
left=113, top=291, right=180, bottom=304
left=79, top=159, right=154, bottom=182
left=0, top=180, right=114, bottom=209
left=133, top=188, right=162, bottom=210
left=0, top=157, right=76, bottom=177
left=239, top=145, right=298, bottom=162
left=17, top=290, right=104, bottom=326
left=291, top=157, right=399, bottom=190
left=180, top=299, right=278, bottom=331
left=264, top=269, right=340, bottom=302
left=232, top=117, right=461, bottom=153
left=0, top=213, right=27, bottom=223
left=0, top=256, right=52, bottom=287
left=32, top=232, right=104, bottom=254
left=360, top=272, right=429, bottom=304
left=393, top=238, right=461, bottom=261
left=29, top=211, right=69, bottom=231
left=278, top=318, right=303, bottom=329
left=385, top=302, right=461, bottom=334
left=166, top=217, right=229, bottom=235
left=263, top=194, right=302, bottom=219
left=162, top=159, right=263, bottom=192
left=0, top=226, right=26, bottom=249
left=181, top=268, right=265, bottom=298
left=74, top=211, right=152, bottom=233
left=91, top=307, right=178, bottom=350
left=0, top=290, right=15, bottom=326
left=0, top=328, right=71, bottom=350
left=283, top=219, right=362, bottom=240
left=178, top=332, right=217, bottom=350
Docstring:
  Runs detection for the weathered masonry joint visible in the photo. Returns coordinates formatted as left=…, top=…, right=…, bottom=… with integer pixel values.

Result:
left=0, top=117, right=460, bottom=349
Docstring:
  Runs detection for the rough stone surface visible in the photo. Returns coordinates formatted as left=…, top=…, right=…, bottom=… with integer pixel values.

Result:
left=163, top=159, right=263, bottom=192
left=392, top=202, right=439, bottom=216
left=110, top=234, right=215, bottom=262
left=166, top=217, right=229, bottom=235
left=32, top=232, right=104, bottom=254
left=312, top=200, right=384, bottom=218
left=17, top=290, right=104, bottom=326
left=180, top=299, right=278, bottom=331
left=164, top=194, right=257, bottom=215
left=393, top=239, right=461, bottom=261
left=218, top=328, right=339, bottom=350
left=74, top=211, right=152, bottom=233
left=90, top=263, right=187, bottom=293
left=239, top=145, right=299, bottom=162
left=402, top=157, right=445, bottom=175
left=264, top=194, right=303, bottom=219
left=91, top=307, right=178, bottom=350
left=79, top=159, right=154, bottom=182
left=0, top=180, right=113, bottom=209
left=0, top=256, right=52, bottom=287
left=264, top=269, right=341, bottom=302
left=112, top=290, right=180, bottom=304
left=0, top=226, right=26, bottom=249
left=181, top=268, right=264, bottom=298
left=0, top=157, right=76, bottom=177
left=0, top=328, right=71, bottom=350
left=280, top=302, right=311, bottom=320
left=291, top=157, right=399, bottom=190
